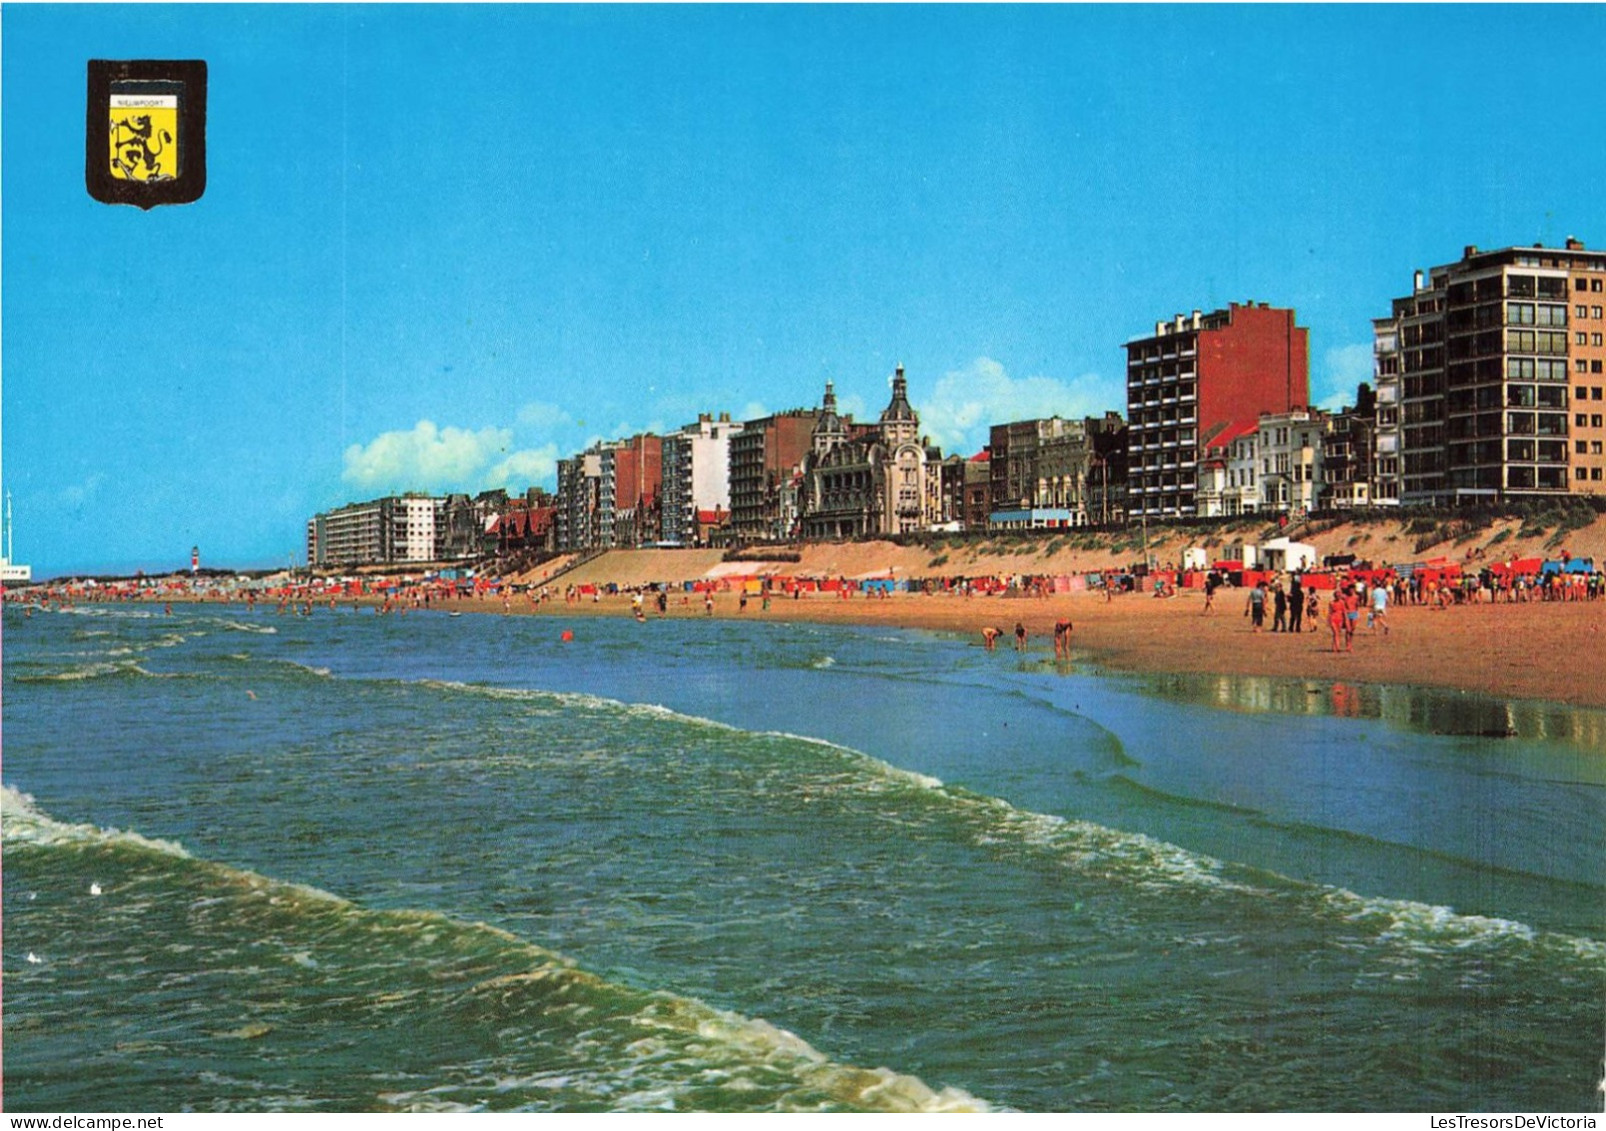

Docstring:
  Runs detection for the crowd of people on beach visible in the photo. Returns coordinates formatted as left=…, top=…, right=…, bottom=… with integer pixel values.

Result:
left=7, top=547, right=1601, bottom=669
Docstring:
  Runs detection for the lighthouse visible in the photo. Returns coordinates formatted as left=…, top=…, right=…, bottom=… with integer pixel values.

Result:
left=191, top=545, right=199, bottom=574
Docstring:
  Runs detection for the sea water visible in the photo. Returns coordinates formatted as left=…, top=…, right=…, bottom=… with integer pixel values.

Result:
left=3, top=602, right=1602, bottom=1112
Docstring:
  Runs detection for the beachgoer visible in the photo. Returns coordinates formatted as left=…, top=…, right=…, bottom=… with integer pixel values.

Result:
left=1328, top=592, right=1347, bottom=653
left=1272, top=583, right=1288, bottom=633
left=1306, top=589, right=1320, bottom=631
left=1202, top=574, right=1217, bottom=615
left=1245, top=583, right=1266, bottom=633
left=1014, top=622, right=1027, bottom=652
left=981, top=626, right=1001, bottom=652
left=1370, top=580, right=1389, bottom=635
left=1289, top=575, right=1304, bottom=633
left=1053, top=619, right=1073, bottom=659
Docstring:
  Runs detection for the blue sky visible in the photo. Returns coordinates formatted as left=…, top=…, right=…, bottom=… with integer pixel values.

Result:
left=5, top=4, right=1603, bottom=576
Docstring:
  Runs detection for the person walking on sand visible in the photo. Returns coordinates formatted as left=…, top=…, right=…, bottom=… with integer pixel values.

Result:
left=1245, top=582, right=1266, bottom=633
left=1272, top=582, right=1288, bottom=633
left=1306, top=588, right=1320, bottom=632
left=1328, top=591, right=1348, bottom=653
left=1370, top=579, right=1390, bottom=635
left=1288, top=575, right=1304, bottom=634
left=1202, top=573, right=1217, bottom=614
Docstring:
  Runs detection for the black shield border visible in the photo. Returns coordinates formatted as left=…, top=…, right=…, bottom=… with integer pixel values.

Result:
left=87, top=59, right=208, bottom=209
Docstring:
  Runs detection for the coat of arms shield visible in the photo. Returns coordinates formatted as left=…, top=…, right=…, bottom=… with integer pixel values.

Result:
left=87, top=59, right=207, bottom=209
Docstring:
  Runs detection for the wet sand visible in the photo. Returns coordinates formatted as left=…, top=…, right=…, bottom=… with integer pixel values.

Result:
left=492, top=587, right=1606, bottom=710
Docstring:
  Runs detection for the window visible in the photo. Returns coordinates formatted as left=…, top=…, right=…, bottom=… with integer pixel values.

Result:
left=1596, top=387, right=1605, bottom=398
left=1579, top=414, right=1591, bottom=427
left=1596, top=468, right=1604, bottom=481
left=1596, top=333, right=1605, bottom=346
left=1596, top=280, right=1605, bottom=292
left=1595, top=442, right=1605, bottom=455
left=1578, top=468, right=1590, bottom=481
left=1582, top=361, right=1592, bottom=373
left=1579, top=333, right=1590, bottom=346
left=1579, top=305, right=1590, bottom=318
left=1596, top=307, right=1605, bottom=319
left=1577, top=441, right=1589, bottom=454
left=1578, top=279, right=1591, bottom=292
left=1596, top=362, right=1605, bottom=374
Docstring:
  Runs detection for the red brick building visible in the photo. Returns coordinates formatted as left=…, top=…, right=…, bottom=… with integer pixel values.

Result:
left=609, top=434, right=663, bottom=547
left=1125, top=302, right=1310, bottom=519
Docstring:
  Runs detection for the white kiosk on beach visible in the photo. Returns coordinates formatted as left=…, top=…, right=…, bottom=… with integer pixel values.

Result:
left=1260, top=537, right=1317, bottom=574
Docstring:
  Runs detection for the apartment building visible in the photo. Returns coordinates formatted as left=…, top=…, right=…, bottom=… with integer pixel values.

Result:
left=1568, top=245, right=1606, bottom=493
left=728, top=409, right=818, bottom=543
left=1125, top=302, right=1310, bottom=519
left=1255, top=409, right=1327, bottom=515
left=988, top=413, right=1127, bottom=528
left=1377, top=239, right=1606, bottom=504
left=308, top=494, right=441, bottom=568
left=661, top=414, right=742, bottom=546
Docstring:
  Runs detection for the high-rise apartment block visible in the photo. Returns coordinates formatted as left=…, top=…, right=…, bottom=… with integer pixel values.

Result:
left=661, top=414, right=742, bottom=546
left=728, top=409, right=819, bottom=543
left=308, top=494, right=442, bottom=568
left=1125, top=302, right=1310, bottom=519
left=1376, top=239, right=1606, bottom=505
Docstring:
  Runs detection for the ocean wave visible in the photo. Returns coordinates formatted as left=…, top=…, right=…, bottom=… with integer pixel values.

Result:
left=2, top=785, right=191, bottom=859
left=400, top=677, right=1605, bottom=956
left=2, top=785, right=991, bottom=1113
left=15, top=659, right=209, bottom=683
left=215, top=620, right=278, bottom=635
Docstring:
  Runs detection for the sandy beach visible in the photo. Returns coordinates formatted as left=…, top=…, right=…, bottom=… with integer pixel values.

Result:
left=485, top=584, right=1606, bottom=710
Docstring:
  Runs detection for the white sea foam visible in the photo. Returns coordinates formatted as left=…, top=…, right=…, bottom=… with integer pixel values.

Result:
left=1, top=785, right=191, bottom=858
left=629, top=995, right=992, bottom=1112
left=4, top=780, right=987, bottom=1116
left=218, top=620, right=277, bottom=635
left=1320, top=887, right=1605, bottom=961
left=18, top=660, right=137, bottom=682
left=54, top=607, right=155, bottom=619
left=406, top=675, right=1605, bottom=967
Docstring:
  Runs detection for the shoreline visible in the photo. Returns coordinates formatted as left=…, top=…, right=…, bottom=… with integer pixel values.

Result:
left=419, top=585, right=1606, bottom=712
left=16, top=573, right=1603, bottom=711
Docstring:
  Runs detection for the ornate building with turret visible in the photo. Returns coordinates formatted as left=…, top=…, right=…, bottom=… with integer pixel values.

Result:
left=799, top=365, right=943, bottom=539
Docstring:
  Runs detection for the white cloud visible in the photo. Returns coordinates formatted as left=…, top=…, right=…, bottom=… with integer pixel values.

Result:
left=918, top=357, right=1120, bottom=456
left=516, top=401, right=573, bottom=432
left=487, top=444, right=560, bottom=488
left=1316, top=343, right=1374, bottom=410
left=342, top=420, right=553, bottom=493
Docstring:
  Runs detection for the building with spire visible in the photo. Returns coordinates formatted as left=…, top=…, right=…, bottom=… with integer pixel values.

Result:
left=799, top=365, right=943, bottom=539
left=1, top=491, right=31, bottom=584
